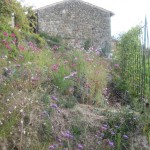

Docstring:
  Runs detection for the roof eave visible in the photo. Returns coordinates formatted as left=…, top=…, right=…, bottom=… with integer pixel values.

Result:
left=110, top=12, right=115, bottom=17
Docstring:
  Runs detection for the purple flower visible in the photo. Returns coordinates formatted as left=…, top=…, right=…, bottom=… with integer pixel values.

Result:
left=51, top=104, right=58, bottom=109
left=123, top=135, right=128, bottom=139
left=49, top=145, right=55, bottom=149
left=95, top=134, right=99, bottom=138
left=51, top=96, right=58, bottom=101
left=115, top=125, right=119, bottom=128
left=103, top=88, right=108, bottom=96
left=61, top=131, right=73, bottom=139
left=101, top=126, right=107, bottom=131
left=53, top=144, right=58, bottom=148
left=103, top=124, right=108, bottom=128
left=56, top=137, right=62, bottom=142
left=96, top=141, right=101, bottom=145
left=57, top=109, right=61, bottom=113
left=77, top=144, right=84, bottom=149
left=109, top=141, right=114, bottom=147
left=111, top=131, right=115, bottom=135
left=43, top=111, right=47, bottom=114
left=99, top=133, right=104, bottom=139
left=114, top=64, right=119, bottom=68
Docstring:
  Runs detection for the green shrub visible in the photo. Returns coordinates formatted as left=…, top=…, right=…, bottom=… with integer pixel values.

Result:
left=84, top=39, right=91, bottom=50
left=40, top=32, right=62, bottom=46
left=57, top=96, right=77, bottom=108
left=24, top=32, right=47, bottom=48
left=112, top=26, right=150, bottom=107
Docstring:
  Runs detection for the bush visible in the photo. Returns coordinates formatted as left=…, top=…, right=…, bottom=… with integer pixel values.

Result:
left=111, top=26, right=150, bottom=107
left=40, top=32, right=62, bottom=47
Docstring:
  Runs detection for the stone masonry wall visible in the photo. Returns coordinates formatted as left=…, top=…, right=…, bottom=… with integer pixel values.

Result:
left=37, top=0, right=112, bottom=50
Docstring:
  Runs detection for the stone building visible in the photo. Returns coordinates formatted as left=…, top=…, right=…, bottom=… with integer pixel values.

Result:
left=36, top=0, right=114, bottom=51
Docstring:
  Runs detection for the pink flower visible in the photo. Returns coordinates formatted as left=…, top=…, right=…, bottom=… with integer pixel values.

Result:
left=15, top=24, right=20, bottom=29
left=95, top=51, right=100, bottom=56
left=5, top=44, right=11, bottom=50
left=3, top=32, right=8, bottom=36
left=74, top=57, right=78, bottom=61
left=71, top=63, right=76, bottom=67
left=11, top=33, right=16, bottom=37
left=28, top=42, right=33, bottom=47
left=18, top=45, right=25, bottom=51
left=13, top=39, right=17, bottom=43
left=51, top=64, right=59, bottom=72
left=2, top=40, right=6, bottom=43
left=52, top=45, right=59, bottom=51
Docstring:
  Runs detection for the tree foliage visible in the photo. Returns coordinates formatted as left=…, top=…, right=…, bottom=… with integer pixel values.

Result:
left=0, top=0, right=36, bottom=32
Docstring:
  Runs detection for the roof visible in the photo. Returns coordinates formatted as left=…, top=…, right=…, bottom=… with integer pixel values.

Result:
left=36, top=0, right=114, bottom=16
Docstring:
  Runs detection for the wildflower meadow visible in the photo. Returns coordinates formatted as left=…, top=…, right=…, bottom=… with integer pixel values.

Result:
left=0, top=0, right=149, bottom=150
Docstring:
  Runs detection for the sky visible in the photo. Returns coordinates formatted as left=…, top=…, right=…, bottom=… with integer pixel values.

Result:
left=19, top=0, right=150, bottom=37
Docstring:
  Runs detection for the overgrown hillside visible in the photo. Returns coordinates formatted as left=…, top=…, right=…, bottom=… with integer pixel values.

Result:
left=0, top=1, right=149, bottom=150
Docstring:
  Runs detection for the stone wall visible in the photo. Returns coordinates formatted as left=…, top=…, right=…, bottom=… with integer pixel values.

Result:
left=37, top=0, right=113, bottom=50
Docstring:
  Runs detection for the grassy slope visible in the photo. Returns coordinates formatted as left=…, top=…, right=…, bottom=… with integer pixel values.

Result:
left=0, top=24, right=149, bottom=150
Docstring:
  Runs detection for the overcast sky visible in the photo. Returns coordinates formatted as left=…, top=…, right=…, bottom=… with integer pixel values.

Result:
left=19, top=0, right=150, bottom=37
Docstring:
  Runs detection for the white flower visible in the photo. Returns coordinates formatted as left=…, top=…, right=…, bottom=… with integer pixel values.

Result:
left=64, top=75, right=70, bottom=79
left=27, top=62, right=32, bottom=65
left=23, top=130, right=26, bottom=134
left=5, top=67, right=8, bottom=71
left=21, top=120, right=23, bottom=124
left=0, top=121, right=3, bottom=125
left=9, top=111, right=12, bottom=114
